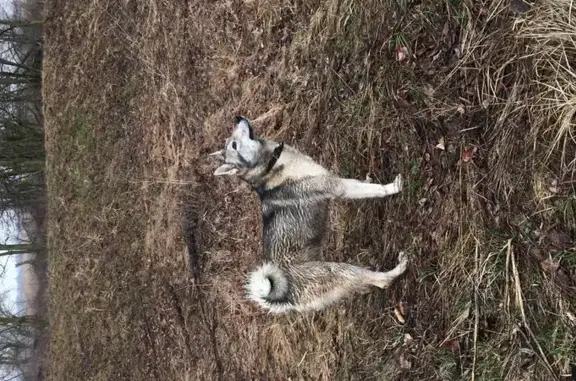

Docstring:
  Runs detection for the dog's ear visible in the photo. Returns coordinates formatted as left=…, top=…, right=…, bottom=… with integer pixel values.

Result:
left=214, top=163, right=239, bottom=176
left=233, top=115, right=255, bottom=140
left=208, top=149, right=225, bottom=160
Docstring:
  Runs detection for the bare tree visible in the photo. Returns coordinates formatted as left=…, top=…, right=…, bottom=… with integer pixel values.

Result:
left=0, top=2, right=45, bottom=380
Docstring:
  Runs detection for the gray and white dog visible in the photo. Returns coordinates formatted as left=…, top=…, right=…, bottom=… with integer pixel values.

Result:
left=210, top=116, right=408, bottom=313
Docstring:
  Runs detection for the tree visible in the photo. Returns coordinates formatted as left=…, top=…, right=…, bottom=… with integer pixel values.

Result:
left=0, top=2, right=45, bottom=379
left=0, top=244, right=40, bottom=256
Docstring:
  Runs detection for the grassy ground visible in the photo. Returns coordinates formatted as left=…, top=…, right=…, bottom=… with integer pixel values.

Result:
left=43, top=0, right=575, bottom=380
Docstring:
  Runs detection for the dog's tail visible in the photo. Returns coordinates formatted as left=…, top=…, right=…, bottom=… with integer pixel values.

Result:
left=246, top=263, right=292, bottom=313
left=246, top=253, right=409, bottom=314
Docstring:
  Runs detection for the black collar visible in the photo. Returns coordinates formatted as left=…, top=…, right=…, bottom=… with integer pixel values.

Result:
left=264, top=142, right=284, bottom=175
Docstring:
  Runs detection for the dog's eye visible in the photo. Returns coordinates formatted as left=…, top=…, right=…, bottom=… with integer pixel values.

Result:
left=232, top=142, right=237, bottom=150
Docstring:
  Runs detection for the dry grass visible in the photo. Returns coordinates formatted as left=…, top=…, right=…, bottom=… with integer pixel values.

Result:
left=43, top=0, right=575, bottom=380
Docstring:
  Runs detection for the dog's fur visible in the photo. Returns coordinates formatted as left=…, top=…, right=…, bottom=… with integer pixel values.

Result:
left=210, top=116, right=408, bottom=313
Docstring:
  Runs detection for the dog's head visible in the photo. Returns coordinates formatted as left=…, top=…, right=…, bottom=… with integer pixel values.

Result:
left=209, top=116, right=275, bottom=177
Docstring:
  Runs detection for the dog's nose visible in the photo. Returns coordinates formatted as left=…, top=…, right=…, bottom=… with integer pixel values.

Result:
left=234, top=115, right=246, bottom=124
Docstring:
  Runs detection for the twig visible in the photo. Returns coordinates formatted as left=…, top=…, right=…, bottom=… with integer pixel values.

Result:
left=471, top=239, right=480, bottom=381
left=508, top=240, right=559, bottom=380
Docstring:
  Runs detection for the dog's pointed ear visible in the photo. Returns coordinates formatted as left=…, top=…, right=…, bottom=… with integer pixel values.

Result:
left=214, top=163, right=239, bottom=176
left=233, top=115, right=255, bottom=140
left=208, top=149, right=225, bottom=160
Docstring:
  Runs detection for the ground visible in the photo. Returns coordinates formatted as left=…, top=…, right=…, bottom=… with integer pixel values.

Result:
left=43, top=0, right=575, bottom=380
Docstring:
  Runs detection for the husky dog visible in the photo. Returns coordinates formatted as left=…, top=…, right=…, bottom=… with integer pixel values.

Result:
left=210, top=116, right=408, bottom=313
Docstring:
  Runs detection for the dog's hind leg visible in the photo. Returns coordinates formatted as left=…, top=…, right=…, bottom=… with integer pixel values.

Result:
left=369, top=251, right=409, bottom=288
left=336, top=174, right=403, bottom=199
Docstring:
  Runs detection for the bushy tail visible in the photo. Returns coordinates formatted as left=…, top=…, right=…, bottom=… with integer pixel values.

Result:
left=246, top=263, right=291, bottom=313
left=246, top=253, right=409, bottom=314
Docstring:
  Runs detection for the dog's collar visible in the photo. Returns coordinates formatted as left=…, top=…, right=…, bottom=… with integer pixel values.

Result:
left=264, top=142, right=284, bottom=175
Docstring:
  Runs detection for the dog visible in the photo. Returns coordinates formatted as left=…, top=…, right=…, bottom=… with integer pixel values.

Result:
left=210, top=116, right=408, bottom=313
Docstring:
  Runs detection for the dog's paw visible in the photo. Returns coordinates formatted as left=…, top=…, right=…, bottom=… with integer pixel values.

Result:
left=397, top=251, right=409, bottom=265
left=396, top=251, right=409, bottom=272
left=393, top=174, right=403, bottom=193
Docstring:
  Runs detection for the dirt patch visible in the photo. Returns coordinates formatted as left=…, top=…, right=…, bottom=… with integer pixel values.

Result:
left=44, top=0, right=575, bottom=380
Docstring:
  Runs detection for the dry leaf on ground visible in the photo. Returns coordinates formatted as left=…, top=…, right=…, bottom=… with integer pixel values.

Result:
left=462, top=146, right=477, bottom=162
left=435, top=137, right=445, bottom=150
left=540, top=258, right=560, bottom=274
left=395, top=46, right=409, bottom=62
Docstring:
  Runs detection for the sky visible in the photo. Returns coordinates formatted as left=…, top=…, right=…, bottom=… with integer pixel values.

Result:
left=0, top=212, right=25, bottom=381
left=0, top=211, right=24, bottom=316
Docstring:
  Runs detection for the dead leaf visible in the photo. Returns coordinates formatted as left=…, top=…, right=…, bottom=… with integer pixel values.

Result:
left=399, top=353, right=412, bottom=370
left=461, top=146, right=476, bottom=162
left=396, top=92, right=411, bottom=107
left=398, top=301, right=406, bottom=316
left=403, top=333, right=414, bottom=346
left=545, top=228, right=571, bottom=248
left=394, top=308, right=406, bottom=324
left=394, top=301, right=407, bottom=324
left=511, top=0, right=531, bottom=14
left=540, top=258, right=560, bottom=274
left=548, top=178, right=560, bottom=194
left=423, top=84, right=435, bottom=98
left=453, top=47, right=461, bottom=58
left=435, top=137, right=445, bottom=150
left=441, top=21, right=450, bottom=42
left=441, top=338, right=460, bottom=352
left=395, top=46, right=409, bottom=62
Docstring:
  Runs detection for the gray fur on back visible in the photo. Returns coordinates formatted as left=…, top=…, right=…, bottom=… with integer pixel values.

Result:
left=256, top=176, right=337, bottom=263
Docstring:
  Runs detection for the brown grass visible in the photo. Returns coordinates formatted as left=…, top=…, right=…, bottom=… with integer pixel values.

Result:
left=43, top=0, right=575, bottom=380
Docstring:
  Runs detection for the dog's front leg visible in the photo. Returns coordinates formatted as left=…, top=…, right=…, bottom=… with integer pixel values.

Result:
left=336, top=174, right=403, bottom=199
